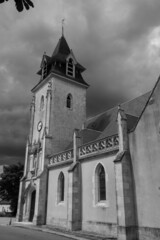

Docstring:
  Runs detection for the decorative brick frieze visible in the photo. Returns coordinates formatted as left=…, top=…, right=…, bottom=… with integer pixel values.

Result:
left=49, top=149, right=73, bottom=166
left=79, top=135, right=119, bottom=159
left=48, top=135, right=119, bottom=167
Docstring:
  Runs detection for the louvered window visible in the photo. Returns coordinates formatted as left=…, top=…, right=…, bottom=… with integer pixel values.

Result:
left=67, top=58, right=75, bottom=77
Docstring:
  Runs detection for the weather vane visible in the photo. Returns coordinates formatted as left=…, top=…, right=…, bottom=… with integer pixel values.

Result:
left=62, top=18, right=65, bottom=36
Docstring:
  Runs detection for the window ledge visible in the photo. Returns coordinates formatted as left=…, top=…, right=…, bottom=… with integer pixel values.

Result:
left=57, top=201, right=65, bottom=206
left=66, top=107, right=73, bottom=111
left=95, top=200, right=109, bottom=208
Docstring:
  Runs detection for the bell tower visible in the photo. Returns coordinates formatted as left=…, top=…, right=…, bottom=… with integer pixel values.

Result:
left=34, top=34, right=89, bottom=154
left=16, top=33, right=88, bottom=224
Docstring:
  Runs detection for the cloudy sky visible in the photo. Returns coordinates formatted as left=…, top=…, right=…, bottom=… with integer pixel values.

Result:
left=0, top=0, right=160, bottom=164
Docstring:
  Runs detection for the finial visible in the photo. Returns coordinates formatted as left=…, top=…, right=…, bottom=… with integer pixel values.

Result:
left=62, top=18, right=65, bottom=36
left=117, top=104, right=127, bottom=120
left=118, top=104, right=121, bottom=110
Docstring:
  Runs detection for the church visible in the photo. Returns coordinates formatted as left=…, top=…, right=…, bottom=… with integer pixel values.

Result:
left=16, top=32, right=160, bottom=240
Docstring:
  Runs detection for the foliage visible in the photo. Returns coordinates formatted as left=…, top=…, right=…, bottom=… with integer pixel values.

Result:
left=0, top=163, right=24, bottom=216
left=0, top=0, right=34, bottom=12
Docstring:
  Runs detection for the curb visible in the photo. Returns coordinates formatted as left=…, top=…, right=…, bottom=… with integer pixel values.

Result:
left=12, top=223, right=93, bottom=240
left=12, top=223, right=116, bottom=240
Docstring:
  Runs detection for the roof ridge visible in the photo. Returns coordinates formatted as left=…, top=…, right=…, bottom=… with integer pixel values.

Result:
left=86, top=91, right=151, bottom=122
left=131, top=76, right=160, bottom=132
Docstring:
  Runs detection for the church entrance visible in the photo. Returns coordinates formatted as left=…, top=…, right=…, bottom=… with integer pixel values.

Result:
left=29, top=190, right=36, bottom=222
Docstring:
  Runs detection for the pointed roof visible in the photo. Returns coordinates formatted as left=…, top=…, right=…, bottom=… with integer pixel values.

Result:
left=34, top=34, right=88, bottom=90
left=51, top=36, right=86, bottom=72
left=52, top=36, right=70, bottom=57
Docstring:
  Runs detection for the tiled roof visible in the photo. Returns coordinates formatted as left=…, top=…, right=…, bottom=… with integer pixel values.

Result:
left=85, top=91, right=151, bottom=141
left=51, top=70, right=89, bottom=87
left=63, top=91, right=151, bottom=152
left=52, top=36, right=70, bottom=57
left=36, top=35, right=88, bottom=88
left=79, top=129, right=101, bottom=144
left=51, top=36, right=85, bottom=72
left=65, top=129, right=101, bottom=150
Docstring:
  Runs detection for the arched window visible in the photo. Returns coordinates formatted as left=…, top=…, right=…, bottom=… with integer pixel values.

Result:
left=40, top=95, right=44, bottom=111
left=95, top=164, right=106, bottom=202
left=66, top=94, right=72, bottom=109
left=57, top=172, right=65, bottom=202
left=66, top=58, right=74, bottom=77
left=98, top=165, right=106, bottom=201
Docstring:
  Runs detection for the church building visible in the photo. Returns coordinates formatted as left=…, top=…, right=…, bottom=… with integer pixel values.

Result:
left=16, top=32, right=160, bottom=240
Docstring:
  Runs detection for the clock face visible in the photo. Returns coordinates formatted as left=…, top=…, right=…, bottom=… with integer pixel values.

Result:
left=37, top=121, right=43, bottom=132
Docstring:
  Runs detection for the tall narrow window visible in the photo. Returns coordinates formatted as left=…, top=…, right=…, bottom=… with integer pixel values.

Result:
left=58, top=172, right=65, bottom=202
left=98, top=165, right=106, bottom=201
left=66, top=94, right=72, bottom=109
left=40, top=95, right=44, bottom=111
left=95, top=164, right=106, bottom=202
left=67, top=58, right=74, bottom=77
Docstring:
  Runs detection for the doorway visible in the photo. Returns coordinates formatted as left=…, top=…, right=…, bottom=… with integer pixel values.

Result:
left=29, top=190, right=36, bottom=222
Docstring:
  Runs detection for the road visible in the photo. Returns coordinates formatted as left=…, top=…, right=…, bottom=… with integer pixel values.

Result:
left=0, top=225, right=72, bottom=240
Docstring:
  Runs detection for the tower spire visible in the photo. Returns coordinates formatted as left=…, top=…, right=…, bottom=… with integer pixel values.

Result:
left=62, top=18, right=65, bottom=36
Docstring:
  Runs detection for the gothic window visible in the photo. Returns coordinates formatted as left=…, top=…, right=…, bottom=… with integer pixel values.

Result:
left=66, top=58, right=75, bottom=77
left=66, top=94, right=72, bottom=109
left=57, top=172, right=65, bottom=202
left=40, top=95, right=44, bottom=111
left=95, top=164, right=106, bottom=202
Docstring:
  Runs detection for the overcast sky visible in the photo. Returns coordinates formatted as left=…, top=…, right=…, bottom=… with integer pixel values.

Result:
left=0, top=0, right=160, bottom=164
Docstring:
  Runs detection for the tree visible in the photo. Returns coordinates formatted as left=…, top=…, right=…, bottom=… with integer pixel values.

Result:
left=0, top=0, right=34, bottom=12
left=0, top=163, right=24, bottom=216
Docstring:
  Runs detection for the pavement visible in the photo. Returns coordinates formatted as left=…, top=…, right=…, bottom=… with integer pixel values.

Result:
left=0, top=217, right=16, bottom=226
left=12, top=221, right=117, bottom=240
left=0, top=217, right=116, bottom=240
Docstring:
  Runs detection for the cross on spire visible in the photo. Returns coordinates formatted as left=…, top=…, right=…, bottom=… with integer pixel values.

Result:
left=62, top=18, right=65, bottom=36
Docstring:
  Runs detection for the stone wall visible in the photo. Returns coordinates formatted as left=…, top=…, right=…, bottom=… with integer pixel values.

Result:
left=129, top=80, right=160, bottom=239
left=50, top=75, right=87, bottom=154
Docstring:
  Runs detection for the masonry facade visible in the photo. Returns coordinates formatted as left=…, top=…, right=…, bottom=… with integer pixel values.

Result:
left=16, top=34, right=160, bottom=240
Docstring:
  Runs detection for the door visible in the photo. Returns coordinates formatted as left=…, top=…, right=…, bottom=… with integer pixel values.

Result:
left=29, top=190, right=36, bottom=222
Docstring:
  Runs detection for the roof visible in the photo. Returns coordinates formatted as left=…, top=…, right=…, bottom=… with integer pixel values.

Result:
left=84, top=91, right=151, bottom=141
left=35, top=35, right=88, bottom=90
left=51, top=36, right=86, bottom=72
left=63, top=92, right=151, bottom=151
left=52, top=36, right=70, bottom=57
left=65, top=129, right=101, bottom=150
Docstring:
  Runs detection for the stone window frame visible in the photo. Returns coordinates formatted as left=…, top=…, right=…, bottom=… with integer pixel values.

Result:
left=40, top=95, right=44, bottom=111
left=92, top=162, right=109, bottom=208
left=66, top=93, right=73, bottom=109
left=57, top=172, right=65, bottom=204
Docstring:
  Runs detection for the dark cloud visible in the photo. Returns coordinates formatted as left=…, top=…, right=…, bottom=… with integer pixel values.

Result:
left=120, top=0, right=160, bottom=43
left=0, top=107, right=29, bottom=164
left=0, top=0, right=160, bottom=164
